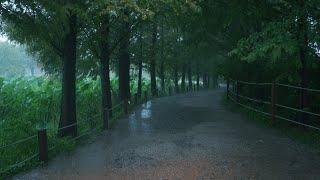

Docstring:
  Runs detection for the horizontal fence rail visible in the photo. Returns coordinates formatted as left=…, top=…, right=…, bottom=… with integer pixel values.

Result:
left=226, top=79, right=320, bottom=132
left=0, top=135, right=37, bottom=150
left=277, top=83, right=320, bottom=93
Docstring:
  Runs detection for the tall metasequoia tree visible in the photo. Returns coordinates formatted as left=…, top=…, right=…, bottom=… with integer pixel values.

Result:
left=137, top=31, right=143, bottom=99
left=196, top=63, right=200, bottom=90
left=58, top=11, right=78, bottom=137
left=119, top=10, right=131, bottom=103
left=98, top=14, right=112, bottom=128
left=174, top=63, right=179, bottom=93
left=202, top=73, right=207, bottom=88
left=160, top=22, right=165, bottom=93
left=181, top=63, right=186, bottom=92
left=1, top=1, right=82, bottom=137
left=297, top=0, right=309, bottom=123
left=150, top=21, right=158, bottom=97
left=188, top=65, right=192, bottom=90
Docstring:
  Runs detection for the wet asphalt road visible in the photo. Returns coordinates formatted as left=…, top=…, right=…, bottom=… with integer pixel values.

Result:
left=14, top=89, right=320, bottom=179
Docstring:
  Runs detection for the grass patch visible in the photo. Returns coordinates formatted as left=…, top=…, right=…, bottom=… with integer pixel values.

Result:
left=0, top=77, right=158, bottom=179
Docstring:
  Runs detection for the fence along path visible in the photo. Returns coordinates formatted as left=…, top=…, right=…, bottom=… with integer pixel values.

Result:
left=227, top=79, right=320, bottom=131
left=0, top=101, right=125, bottom=176
left=0, top=88, right=175, bottom=177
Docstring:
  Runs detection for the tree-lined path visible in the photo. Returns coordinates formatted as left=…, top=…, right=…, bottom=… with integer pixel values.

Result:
left=14, top=89, right=320, bottom=179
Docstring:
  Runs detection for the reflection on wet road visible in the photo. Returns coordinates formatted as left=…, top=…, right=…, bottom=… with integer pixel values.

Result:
left=14, top=90, right=320, bottom=180
left=128, top=101, right=152, bottom=134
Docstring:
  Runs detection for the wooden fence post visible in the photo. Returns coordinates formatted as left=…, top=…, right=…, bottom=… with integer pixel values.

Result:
left=227, top=79, right=230, bottom=99
left=271, top=81, right=276, bottom=123
left=38, top=129, right=48, bottom=162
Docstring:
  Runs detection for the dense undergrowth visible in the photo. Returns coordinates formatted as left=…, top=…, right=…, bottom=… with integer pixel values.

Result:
left=0, top=76, right=152, bottom=178
left=222, top=93, right=320, bottom=154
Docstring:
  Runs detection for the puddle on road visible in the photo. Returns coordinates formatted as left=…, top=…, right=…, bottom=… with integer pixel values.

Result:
left=142, top=101, right=152, bottom=109
left=141, top=109, right=151, bottom=119
left=128, top=101, right=152, bottom=134
left=140, top=100, right=152, bottom=119
left=129, top=113, right=137, bottom=131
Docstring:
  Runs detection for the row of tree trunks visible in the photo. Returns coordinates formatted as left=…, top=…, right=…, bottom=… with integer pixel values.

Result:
left=58, top=12, right=78, bottom=137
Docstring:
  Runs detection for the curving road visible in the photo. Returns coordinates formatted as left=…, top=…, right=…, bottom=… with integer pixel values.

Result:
left=14, top=89, right=320, bottom=179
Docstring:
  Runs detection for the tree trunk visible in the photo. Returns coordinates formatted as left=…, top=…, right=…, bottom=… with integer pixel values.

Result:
left=202, top=73, right=206, bottom=89
left=150, top=22, right=157, bottom=97
left=160, top=21, right=165, bottom=93
left=160, top=61, right=165, bottom=93
left=196, top=65, right=200, bottom=90
left=297, top=0, right=309, bottom=124
left=119, top=12, right=131, bottom=102
left=207, top=74, right=210, bottom=88
left=137, top=32, right=143, bottom=99
left=174, top=64, right=179, bottom=93
left=188, top=65, right=192, bottom=90
left=58, top=13, right=77, bottom=137
left=181, top=64, right=186, bottom=92
left=212, top=75, right=217, bottom=88
left=99, top=15, right=112, bottom=128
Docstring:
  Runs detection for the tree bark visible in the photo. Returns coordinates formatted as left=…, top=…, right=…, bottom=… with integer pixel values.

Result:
left=212, top=75, right=218, bottom=88
left=207, top=74, right=210, bottom=88
left=119, top=12, right=131, bottom=102
left=150, top=22, right=157, bottom=97
left=99, top=15, right=112, bottom=128
left=160, top=61, right=165, bottom=93
left=202, top=73, right=206, bottom=89
left=181, top=64, right=186, bottom=92
left=188, top=65, right=192, bottom=90
left=174, top=64, right=179, bottom=93
left=137, top=32, right=143, bottom=99
left=160, top=21, right=165, bottom=93
left=58, top=12, right=77, bottom=137
left=197, top=74, right=200, bottom=90
left=196, top=65, right=200, bottom=90
left=297, top=0, right=309, bottom=124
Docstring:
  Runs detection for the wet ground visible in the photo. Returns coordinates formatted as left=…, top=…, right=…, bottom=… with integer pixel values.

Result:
left=14, top=89, right=320, bottom=179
